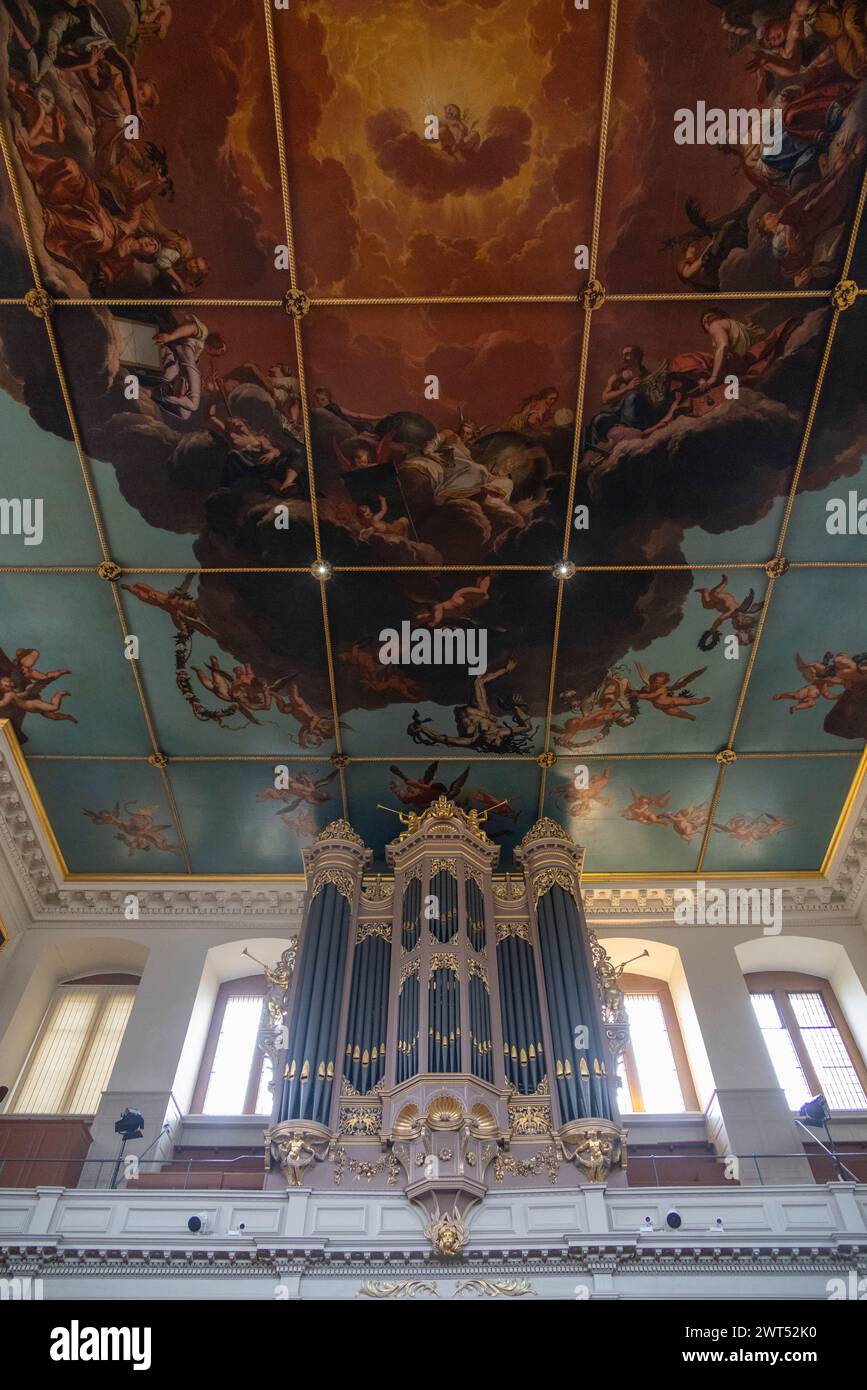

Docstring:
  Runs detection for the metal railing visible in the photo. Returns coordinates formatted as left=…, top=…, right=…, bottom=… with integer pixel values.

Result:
left=0, top=1153, right=266, bottom=1191
left=0, top=1149, right=864, bottom=1189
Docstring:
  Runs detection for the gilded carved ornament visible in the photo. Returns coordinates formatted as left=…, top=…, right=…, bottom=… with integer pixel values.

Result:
left=311, top=868, right=355, bottom=902
left=517, top=817, right=570, bottom=850
left=316, top=819, right=365, bottom=848
left=532, top=867, right=576, bottom=903
left=356, top=921, right=391, bottom=944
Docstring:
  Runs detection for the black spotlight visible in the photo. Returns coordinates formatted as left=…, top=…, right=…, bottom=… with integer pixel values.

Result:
left=799, top=1095, right=831, bottom=1128
left=665, top=1209, right=682, bottom=1230
left=796, top=1094, right=859, bottom=1182
left=110, top=1108, right=145, bottom=1190
left=114, top=1108, right=145, bottom=1139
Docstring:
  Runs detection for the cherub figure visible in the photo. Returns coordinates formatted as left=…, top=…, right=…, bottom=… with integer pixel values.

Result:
left=0, top=647, right=76, bottom=741
left=773, top=653, right=845, bottom=712
left=122, top=575, right=215, bottom=637
left=389, top=761, right=469, bottom=812
left=139, top=0, right=173, bottom=42
left=630, top=663, right=710, bottom=721
left=277, top=681, right=341, bottom=748
left=257, top=768, right=339, bottom=813
left=696, top=575, right=764, bottom=649
left=415, top=576, right=491, bottom=627
left=620, top=790, right=674, bottom=828
left=0, top=676, right=77, bottom=724
left=556, top=766, right=613, bottom=818
left=82, top=801, right=180, bottom=855
left=714, top=812, right=795, bottom=845
left=663, top=802, right=709, bottom=844
left=440, top=103, right=481, bottom=157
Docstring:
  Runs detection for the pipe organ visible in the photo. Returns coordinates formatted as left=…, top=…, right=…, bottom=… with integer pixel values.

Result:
left=264, top=800, right=629, bottom=1257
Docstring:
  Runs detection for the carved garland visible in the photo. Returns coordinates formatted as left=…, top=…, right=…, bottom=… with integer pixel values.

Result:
left=492, top=1144, right=561, bottom=1185
left=332, top=1147, right=401, bottom=1186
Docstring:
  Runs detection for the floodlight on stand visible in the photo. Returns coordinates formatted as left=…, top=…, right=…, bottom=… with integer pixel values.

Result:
left=794, top=1094, right=859, bottom=1183
left=110, top=1107, right=145, bottom=1190
left=799, top=1095, right=831, bottom=1128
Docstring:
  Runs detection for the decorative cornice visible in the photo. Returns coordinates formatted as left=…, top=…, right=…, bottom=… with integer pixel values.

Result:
left=2, top=742, right=867, bottom=926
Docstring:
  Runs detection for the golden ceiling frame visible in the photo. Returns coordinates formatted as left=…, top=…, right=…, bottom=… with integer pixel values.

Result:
left=0, top=0, right=866, bottom=883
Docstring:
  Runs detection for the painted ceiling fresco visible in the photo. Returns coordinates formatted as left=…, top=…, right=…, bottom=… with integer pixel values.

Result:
left=1, top=0, right=866, bottom=880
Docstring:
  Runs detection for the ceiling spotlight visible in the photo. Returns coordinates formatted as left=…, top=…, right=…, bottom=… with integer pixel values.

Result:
left=553, top=561, right=576, bottom=580
left=311, top=560, right=332, bottom=580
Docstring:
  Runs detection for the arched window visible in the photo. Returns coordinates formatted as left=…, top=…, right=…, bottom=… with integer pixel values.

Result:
left=615, top=974, right=699, bottom=1114
left=746, top=972, right=867, bottom=1111
left=8, top=975, right=138, bottom=1116
left=191, top=976, right=272, bottom=1116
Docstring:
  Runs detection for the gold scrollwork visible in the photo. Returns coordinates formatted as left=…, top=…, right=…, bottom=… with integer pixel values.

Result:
left=832, top=277, right=858, bottom=311
left=496, top=921, right=530, bottom=942
left=494, top=875, right=526, bottom=900
left=430, top=951, right=459, bottom=975
left=532, top=867, right=575, bottom=902
left=508, top=1104, right=552, bottom=1135
left=467, top=958, right=489, bottom=987
left=312, top=868, right=355, bottom=902
left=356, top=921, right=391, bottom=944
left=361, top=875, right=393, bottom=901
left=453, top=1280, right=536, bottom=1299
left=358, top=1281, right=439, bottom=1300
left=431, top=857, right=457, bottom=876
left=338, top=1106, right=381, bottom=1136
left=399, top=959, right=420, bottom=986
left=518, top=818, right=570, bottom=849
left=316, top=819, right=365, bottom=847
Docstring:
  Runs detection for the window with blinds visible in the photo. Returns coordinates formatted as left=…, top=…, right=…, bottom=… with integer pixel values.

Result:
left=747, top=974, right=867, bottom=1112
left=10, top=980, right=136, bottom=1116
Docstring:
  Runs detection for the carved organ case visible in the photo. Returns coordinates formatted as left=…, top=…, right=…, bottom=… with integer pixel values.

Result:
left=264, top=803, right=629, bottom=1254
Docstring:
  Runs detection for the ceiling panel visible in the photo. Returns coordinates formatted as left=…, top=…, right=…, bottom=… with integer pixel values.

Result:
left=0, top=0, right=865, bottom=882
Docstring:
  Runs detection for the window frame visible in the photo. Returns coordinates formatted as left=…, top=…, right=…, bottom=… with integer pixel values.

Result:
left=617, top=973, right=700, bottom=1114
left=190, top=975, right=270, bottom=1116
left=746, top=970, right=867, bottom=1110
left=9, top=973, right=139, bottom=1116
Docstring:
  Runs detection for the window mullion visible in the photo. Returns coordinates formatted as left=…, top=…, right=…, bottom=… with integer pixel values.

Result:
left=776, top=990, right=821, bottom=1097
left=623, top=1042, right=645, bottom=1112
